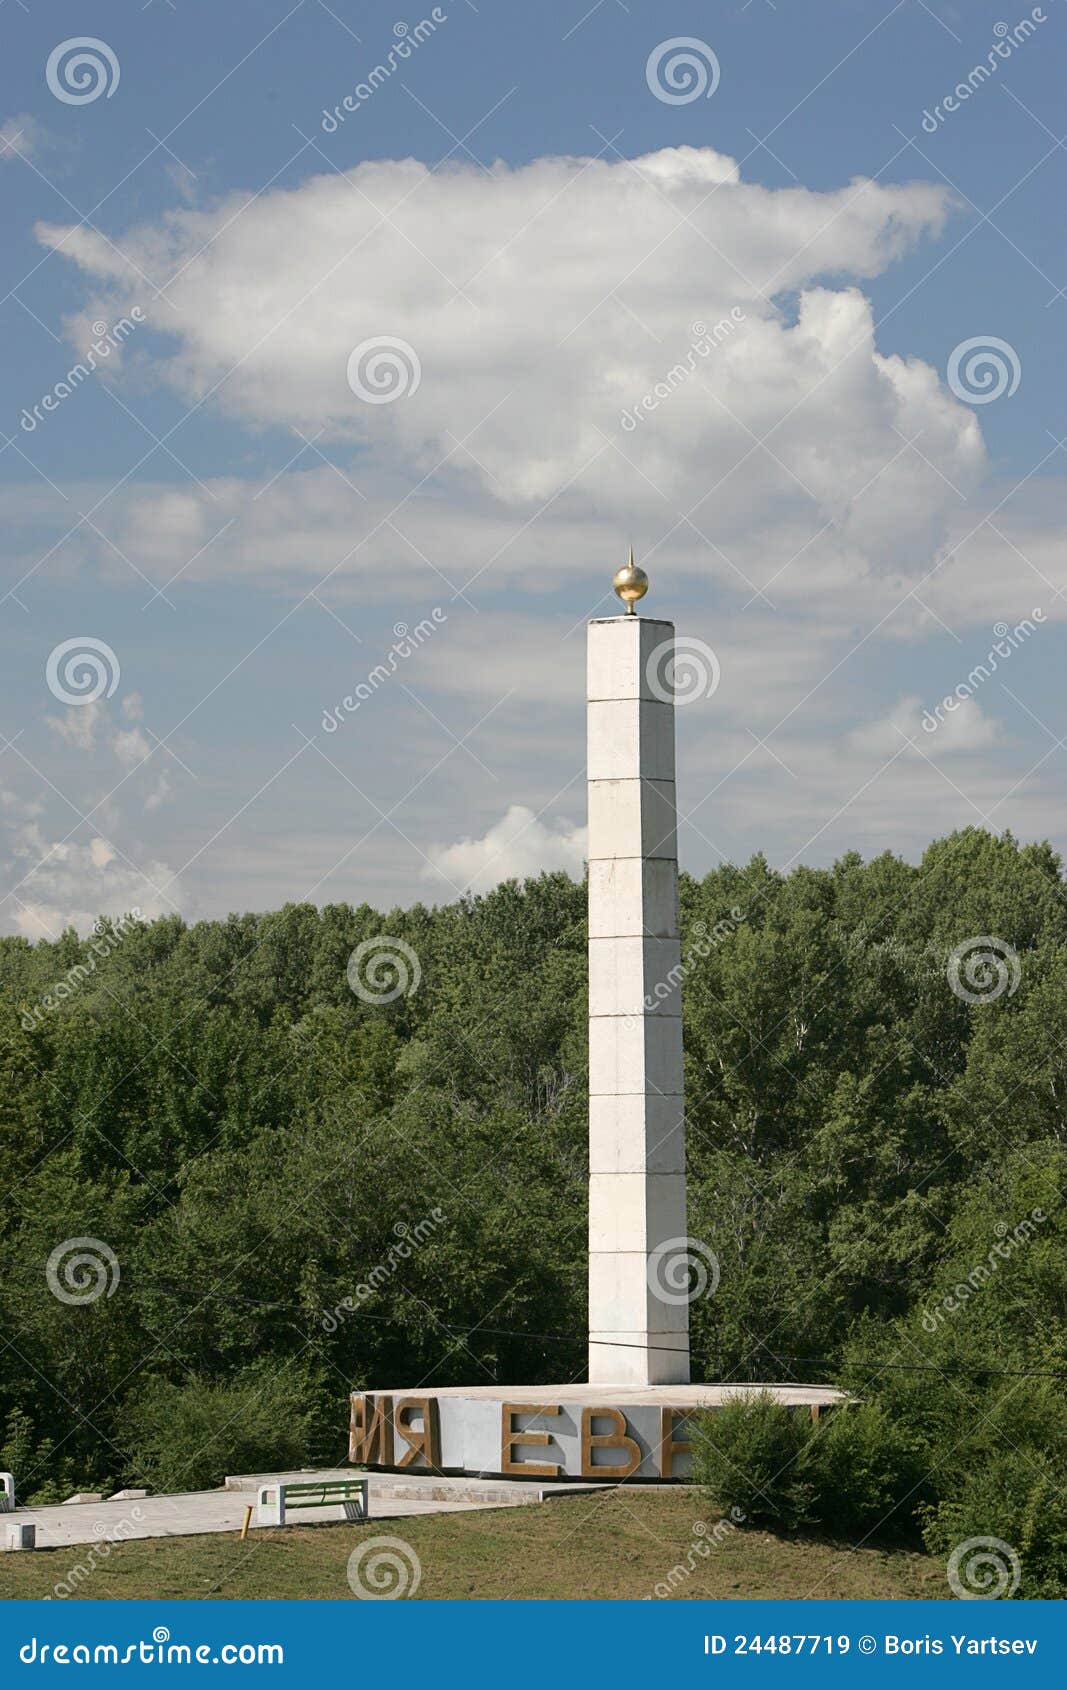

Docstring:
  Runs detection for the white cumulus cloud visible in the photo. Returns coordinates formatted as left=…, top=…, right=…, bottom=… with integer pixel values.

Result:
left=850, top=693, right=1002, bottom=756
left=422, top=803, right=586, bottom=894
left=33, top=144, right=981, bottom=612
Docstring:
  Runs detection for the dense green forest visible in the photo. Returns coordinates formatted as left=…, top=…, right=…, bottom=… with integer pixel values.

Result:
left=1, top=827, right=1064, bottom=1590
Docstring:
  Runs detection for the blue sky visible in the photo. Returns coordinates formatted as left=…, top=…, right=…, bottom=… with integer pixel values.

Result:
left=2, top=0, right=1067, bottom=934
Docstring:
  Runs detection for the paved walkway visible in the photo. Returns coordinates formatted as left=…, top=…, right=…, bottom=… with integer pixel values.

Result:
left=5, top=1470, right=605, bottom=1551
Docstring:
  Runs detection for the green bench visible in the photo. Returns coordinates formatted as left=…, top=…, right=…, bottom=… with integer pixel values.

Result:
left=256, top=1477, right=368, bottom=1527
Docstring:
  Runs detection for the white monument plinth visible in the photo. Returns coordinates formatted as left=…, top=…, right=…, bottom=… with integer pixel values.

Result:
left=348, top=1383, right=841, bottom=1481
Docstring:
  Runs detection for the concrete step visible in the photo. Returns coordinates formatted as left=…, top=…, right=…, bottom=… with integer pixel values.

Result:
left=224, top=1468, right=613, bottom=1506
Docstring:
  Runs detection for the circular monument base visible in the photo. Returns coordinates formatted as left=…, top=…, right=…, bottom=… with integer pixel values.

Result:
left=349, top=1382, right=845, bottom=1482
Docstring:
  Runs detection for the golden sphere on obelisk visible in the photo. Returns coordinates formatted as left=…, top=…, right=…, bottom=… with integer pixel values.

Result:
left=612, top=545, right=648, bottom=615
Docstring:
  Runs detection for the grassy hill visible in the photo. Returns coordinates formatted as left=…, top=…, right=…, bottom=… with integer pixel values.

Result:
left=1, top=1491, right=946, bottom=1601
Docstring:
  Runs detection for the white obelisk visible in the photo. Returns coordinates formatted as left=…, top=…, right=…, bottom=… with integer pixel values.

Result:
left=587, top=552, right=690, bottom=1386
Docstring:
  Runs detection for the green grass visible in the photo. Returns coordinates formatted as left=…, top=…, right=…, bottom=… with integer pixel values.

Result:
left=0, top=1490, right=948, bottom=1600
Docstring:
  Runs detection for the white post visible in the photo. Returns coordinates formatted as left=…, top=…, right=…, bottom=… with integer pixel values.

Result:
left=587, top=613, right=690, bottom=1385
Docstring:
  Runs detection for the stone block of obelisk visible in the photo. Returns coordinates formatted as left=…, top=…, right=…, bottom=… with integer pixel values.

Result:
left=587, top=553, right=690, bottom=1386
